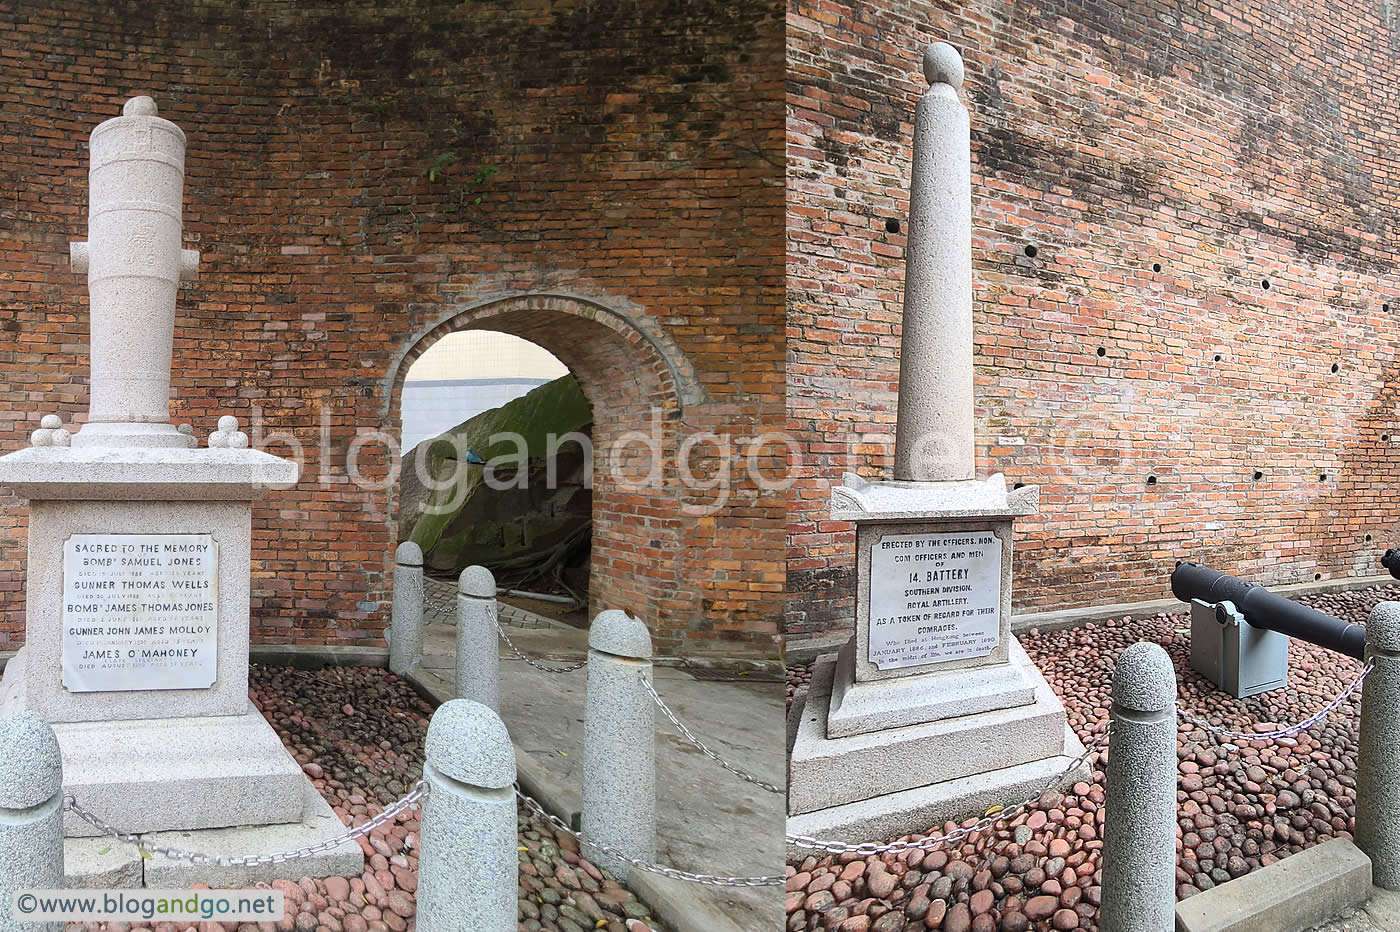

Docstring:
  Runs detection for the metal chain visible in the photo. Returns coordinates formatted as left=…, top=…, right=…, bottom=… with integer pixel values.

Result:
left=786, top=727, right=1109, bottom=855
left=1177, top=661, right=1373, bottom=743
left=65, top=780, right=428, bottom=867
left=640, top=672, right=782, bottom=794
left=496, top=618, right=588, bottom=673
left=515, top=787, right=783, bottom=887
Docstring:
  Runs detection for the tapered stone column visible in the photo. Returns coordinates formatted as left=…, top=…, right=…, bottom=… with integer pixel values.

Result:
left=894, top=42, right=975, bottom=483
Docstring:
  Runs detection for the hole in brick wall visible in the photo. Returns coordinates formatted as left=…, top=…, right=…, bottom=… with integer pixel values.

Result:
left=885, top=218, right=900, bottom=234
left=1262, top=279, right=1271, bottom=290
left=1214, top=354, right=1222, bottom=362
left=1253, top=470, right=1264, bottom=481
left=1367, top=534, right=1374, bottom=541
left=1314, top=573, right=1322, bottom=581
left=1023, top=244, right=1038, bottom=259
left=1152, top=262, right=1162, bottom=273
left=1332, top=363, right=1340, bottom=373
left=1146, top=475, right=1157, bottom=485
left=1319, top=473, right=1328, bottom=481
left=1096, top=347, right=1106, bottom=357
left=1013, top=481, right=1025, bottom=489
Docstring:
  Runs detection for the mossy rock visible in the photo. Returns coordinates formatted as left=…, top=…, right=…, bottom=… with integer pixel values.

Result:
left=399, top=375, right=592, bottom=574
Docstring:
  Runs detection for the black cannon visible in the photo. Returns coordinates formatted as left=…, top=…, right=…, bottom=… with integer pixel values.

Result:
left=1171, top=561, right=1366, bottom=698
left=1383, top=549, right=1400, bottom=580
left=1172, top=561, right=1365, bottom=661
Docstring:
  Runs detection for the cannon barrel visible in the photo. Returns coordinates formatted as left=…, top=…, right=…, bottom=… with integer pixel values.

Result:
left=1171, top=561, right=1366, bottom=661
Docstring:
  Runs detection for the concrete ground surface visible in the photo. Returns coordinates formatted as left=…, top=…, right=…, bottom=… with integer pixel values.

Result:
left=413, top=610, right=785, bottom=931
left=1309, top=888, right=1400, bottom=930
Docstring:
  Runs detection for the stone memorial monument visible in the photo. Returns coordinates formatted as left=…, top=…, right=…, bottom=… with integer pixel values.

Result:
left=787, top=44, right=1087, bottom=844
left=0, top=97, right=361, bottom=885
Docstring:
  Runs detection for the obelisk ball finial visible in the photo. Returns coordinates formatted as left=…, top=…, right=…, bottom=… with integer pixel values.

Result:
left=923, top=42, right=964, bottom=89
left=123, top=95, right=158, bottom=116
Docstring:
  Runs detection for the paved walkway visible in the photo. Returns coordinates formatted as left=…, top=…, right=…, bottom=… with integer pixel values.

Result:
left=411, top=608, right=784, bottom=931
left=1310, top=888, right=1400, bottom=930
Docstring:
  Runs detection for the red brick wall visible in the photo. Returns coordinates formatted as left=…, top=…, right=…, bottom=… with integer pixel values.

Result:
left=0, top=0, right=784, bottom=658
left=788, top=0, right=1400, bottom=641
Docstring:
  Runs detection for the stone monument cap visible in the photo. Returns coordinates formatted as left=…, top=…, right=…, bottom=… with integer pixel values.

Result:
left=1366, top=602, right=1400, bottom=652
left=0, top=710, right=62, bottom=809
left=1111, top=641, right=1177, bottom=712
left=924, top=42, right=964, bottom=90
left=458, top=564, right=496, bottom=598
left=588, top=609, right=652, bottom=659
left=424, top=699, right=515, bottom=789
left=395, top=540, right=423, bottom=567
left=123, top=95, right=159, bottom=116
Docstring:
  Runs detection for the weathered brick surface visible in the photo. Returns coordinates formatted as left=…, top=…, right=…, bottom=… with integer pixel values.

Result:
left=0, top=0, right=783, bottom=658
left=788, top=0, right=1400, bottom=641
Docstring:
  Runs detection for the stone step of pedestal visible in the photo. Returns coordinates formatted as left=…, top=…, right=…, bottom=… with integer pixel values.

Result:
left=64, top=780, right=365, bottom=888
left=141, top=780, right=365, bottom=887
left=785, top=725, right=1090, bottom=860
left=53, top=710, right=307, bottom=837
left=788, top=647, right=1071, bottom=814
left=827, top=636, right=1039, bottom=737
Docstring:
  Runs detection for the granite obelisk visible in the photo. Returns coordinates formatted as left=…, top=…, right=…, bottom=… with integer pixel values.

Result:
left=787, top=44, right=1085, bottom=846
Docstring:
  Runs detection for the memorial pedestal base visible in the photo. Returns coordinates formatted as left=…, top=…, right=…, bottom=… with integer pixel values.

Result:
left=64, top=783, right=364, bottom=888
left=2, top=646, right=307, bottom=836
left=826, top=637, right=1036, bottom=737
left=787, top=643, right=1088, bottom=850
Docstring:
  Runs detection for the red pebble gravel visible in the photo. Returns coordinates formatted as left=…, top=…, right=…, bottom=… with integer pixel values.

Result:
left=63, top=664, right=666, bottom=932
left=784, top=584, right=1398, bottom=930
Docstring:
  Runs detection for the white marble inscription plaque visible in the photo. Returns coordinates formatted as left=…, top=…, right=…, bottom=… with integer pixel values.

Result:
left=62, top=533, right=218, bottom=692
left=868, top=530, right=1001, bottom=670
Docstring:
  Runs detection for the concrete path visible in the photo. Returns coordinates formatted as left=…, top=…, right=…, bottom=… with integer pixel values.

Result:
left=1308, top=887, right=1400, bottom=930
left=413, top=614, right=785, bottom=931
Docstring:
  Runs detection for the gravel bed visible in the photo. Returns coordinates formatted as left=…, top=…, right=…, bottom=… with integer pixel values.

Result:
left=64, top=664, right=664, bottom=932
left=784, top=583, right=1400, bottom=931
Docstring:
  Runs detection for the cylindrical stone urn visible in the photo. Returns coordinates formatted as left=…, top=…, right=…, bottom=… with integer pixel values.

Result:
left=71, top=96, right=198, bottom=447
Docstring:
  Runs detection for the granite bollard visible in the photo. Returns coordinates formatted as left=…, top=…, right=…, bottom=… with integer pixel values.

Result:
left=581, top=610, right=656, bottom=880
left=0, top=711, right=64, bottom=932
left=1356, top=601, right=1400, bottom=888
left=416, top=699, right=516, bottom=930
left=455, top=565, right=499, bottom=712
left=389, top=541, right=424, bottom=675
left=1100, top=641, right=1178, bottom=931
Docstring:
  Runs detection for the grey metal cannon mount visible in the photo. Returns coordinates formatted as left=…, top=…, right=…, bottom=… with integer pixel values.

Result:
left=1171, top=561, right=1366, bottom=698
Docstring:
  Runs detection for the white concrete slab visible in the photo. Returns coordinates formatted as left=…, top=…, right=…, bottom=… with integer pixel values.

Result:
left=141, top=781, right=363, bottom=887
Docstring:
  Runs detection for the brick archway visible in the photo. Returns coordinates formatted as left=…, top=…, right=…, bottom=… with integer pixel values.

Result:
left=382, top=292, right=699, bottom=635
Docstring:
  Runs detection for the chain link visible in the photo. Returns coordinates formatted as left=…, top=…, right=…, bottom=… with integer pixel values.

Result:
left=515, top=787, right=783, bottom=887
left=65, top=781, right=429, bottom=867
left=1177, top=661, right=1373, bottom=743
left=786, top=727, right=1109, bottom=855
left=640, top=672, right=782, bottom=794
left=496, top=618, right=588, bottom=673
